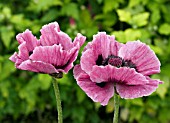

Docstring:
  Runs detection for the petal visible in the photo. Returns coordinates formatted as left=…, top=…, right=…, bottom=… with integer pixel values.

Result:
left=62, top=47, right=78, bottom=73
left=74, top=65, right=114, bottom=106
left=16, top=29, right=39, bottom=51
left=110, top=40, right=123, bottom=56
left=91, top=32, right=115, bottom=59
left=81, top=32, right=122, bottom=74
left=30, top=45, right=67, bottom=67
left=116, top=77, right=160, bottom=99
left=40, top=22, right=73, bottom=50
left=90, top=65, right=148, bottom=85
left=73, top=65, right=86, bottom=79
left=73, top=33, right=86, bottom=48
left=18, top=60, right=58, bottom=73
left=80, top=49, right=97, bottom=74
left=18, top=42, right=29, bottom=60
left=9, top=52, right=18, bottom=62
left=118, top=41, right=161, bottom=75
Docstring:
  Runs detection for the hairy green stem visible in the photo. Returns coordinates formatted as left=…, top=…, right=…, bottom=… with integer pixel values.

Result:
left=52, top=77, right=63, bottom=123
left=113, top=93, right=119, bottom=123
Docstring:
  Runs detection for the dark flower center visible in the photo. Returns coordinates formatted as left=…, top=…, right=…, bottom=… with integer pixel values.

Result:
left=96, top=55, right=136, bottom=69
left=95, top=55, right=136, bottom=88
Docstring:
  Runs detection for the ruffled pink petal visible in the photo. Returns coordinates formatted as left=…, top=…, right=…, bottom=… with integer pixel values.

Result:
left=118, top=41, right=160, bottom=75
left=110, top=40, right=123, bottom=56
left=116, top=77, right=161, bottom=99
left=40, top=22, right=73, bottom=50
left=73, top=33, right=86, bottom=48
left=16, top=29, right=39, bottom=51
left=9, top=52, right=18, bottom=62
left=18, top=60, right=58, bottom=73
left=81, top=32, right=122, bottom=74
left=74, top=65, right=114, bottom=106
left=80, top=49, right=97, bottom=74
left=90, top=65, right=148, bottom=85
left=18, top=42, right=29, bottom=60
left=62, top=48, right=78, bottom=73
left=73, top=65, right=84, bottom=79
left=30, top=44, right=72, bottom=70
left=91, top=32, right=114, bottom=59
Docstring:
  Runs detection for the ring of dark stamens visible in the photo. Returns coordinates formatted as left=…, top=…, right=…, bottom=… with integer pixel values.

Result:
left=96, top=54, right=136, bottom=69
left=95, top=55, right=137, bottom=88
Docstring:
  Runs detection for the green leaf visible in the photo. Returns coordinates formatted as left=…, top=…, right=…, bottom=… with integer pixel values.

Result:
left=117, top=9, right=131, bottom=23
left=76, top=87, right=86, bottom=103
left=153, top=74, right=169, bottom=99
left=10, top=14, right=32, bottom=31
left=103, top=0, right=120, bottom=13
left=38, top=74, right=51, bottom=90
left=112, top=31, right=126, bottom=43
left=128, top=0, right=141, bottom=8
left=94, top=13, right=117, bottom=27
left=150, top=45, right=163, bottom=55
left=158, top=23, right=170, bottom=35
left=131, top=12, right=150, bottom=27
left=2, top=7, right=11, bottom=19
left=27, top=0, right=62, bottom=12
left=0, top=26, right=14, bottom=48
left=61, top=3, right=79, bottom=20
left=0, top=56, right=16, bottom=81
left=151, top=10, right=160, bottom=24
left=124, top=29, right=141, bottom=41
left=41, top=9, right=59, bottom=23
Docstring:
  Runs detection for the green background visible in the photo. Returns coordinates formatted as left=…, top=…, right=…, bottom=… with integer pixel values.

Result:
left=0, top=0, right=170, bottom=123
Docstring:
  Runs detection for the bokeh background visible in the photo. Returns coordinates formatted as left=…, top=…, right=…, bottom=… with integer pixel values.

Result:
left=0, top=0, right=170, bottom=123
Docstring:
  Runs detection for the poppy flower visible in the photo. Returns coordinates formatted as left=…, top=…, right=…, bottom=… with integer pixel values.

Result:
left=10, top=22, right=86, bottom=74
left=73, top=32, right=162, bottom=106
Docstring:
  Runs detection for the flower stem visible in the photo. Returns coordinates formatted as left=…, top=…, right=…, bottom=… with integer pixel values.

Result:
left=52, top=77, right=63, bottom=123
left=113, top=93, right=119, bottom=123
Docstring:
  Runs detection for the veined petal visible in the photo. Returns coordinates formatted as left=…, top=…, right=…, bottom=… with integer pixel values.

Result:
left=73, top=33, right=86, bottom=48
left=18, top=60, right=58, bottom=73
left=9, top=52, right=18, bottom=62
left=116, top=77, right=161, bottom=99
left=73, top=65, right=85, bottom=79
left=90, top=65, right=148, bottom=85
left=60, top=47, right=79, bottom=73
left=81, top=32, right=122, bottom=74
left=118, top=41, right=160, bottom=75
left=40, top=22, right=73, bottom=50
left=18, top=42, right=29, bottom=60
left=91, top=32, right=114, bottom=59
left=74, top=65, right=114, bottom=106
left=30, top=44, right=70, bottom=69
left=16, top=29, right=39, bottom=51
left=80, top=49, right=97, bottom=74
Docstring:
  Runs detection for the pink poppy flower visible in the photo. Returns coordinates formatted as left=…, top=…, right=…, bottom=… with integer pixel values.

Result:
left=10, top=22, right=86, bottom=74
left=73, top=32, right=162, bottom=106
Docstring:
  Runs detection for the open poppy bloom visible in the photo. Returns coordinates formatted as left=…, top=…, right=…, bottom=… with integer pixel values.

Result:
left=10, top=22, right=85, bottom=74
left=73, top=32, right=162, bottom=106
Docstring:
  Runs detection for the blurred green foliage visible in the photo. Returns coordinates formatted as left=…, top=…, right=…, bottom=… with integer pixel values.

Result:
left=0, top=0, right=170, bottom=123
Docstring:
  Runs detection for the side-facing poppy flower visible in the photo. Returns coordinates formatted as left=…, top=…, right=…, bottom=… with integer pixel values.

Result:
left=10, top=22, right=86, bottom=74
left=73, top=32, right=162, bottom=106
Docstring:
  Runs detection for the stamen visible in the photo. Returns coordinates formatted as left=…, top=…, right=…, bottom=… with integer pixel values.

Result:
left=123, top=60, right=136, bottom=69
left=108, top=57, right=122, bottom=67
